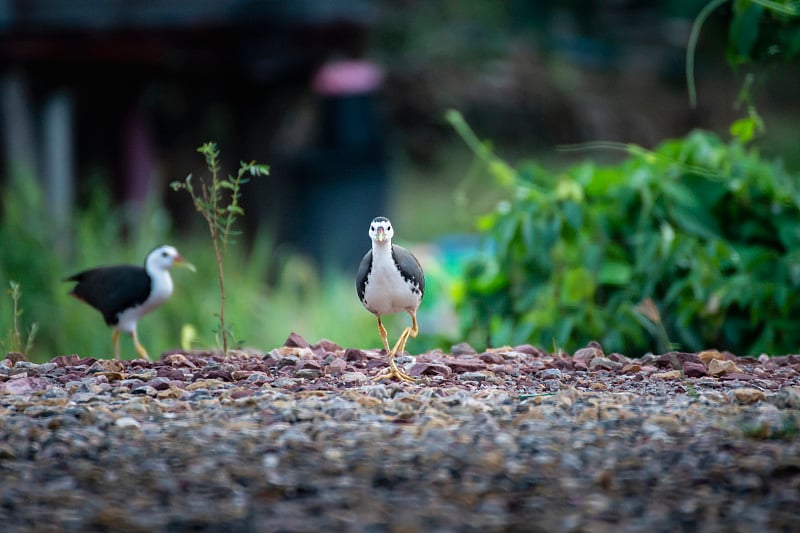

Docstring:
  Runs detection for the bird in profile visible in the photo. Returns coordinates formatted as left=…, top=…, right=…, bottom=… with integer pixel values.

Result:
left=357, top=216, right=425, bottom=382
left=65, top=245, right=195, bottom=360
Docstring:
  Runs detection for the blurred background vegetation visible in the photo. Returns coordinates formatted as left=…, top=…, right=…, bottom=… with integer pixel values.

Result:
left=1, top=1, right=800, bottom=361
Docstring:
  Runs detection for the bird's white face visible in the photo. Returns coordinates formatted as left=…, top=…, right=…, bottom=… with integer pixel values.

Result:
left=146, top=245, right=195, bottom=272
left=369, top=217, right=394, bottom=244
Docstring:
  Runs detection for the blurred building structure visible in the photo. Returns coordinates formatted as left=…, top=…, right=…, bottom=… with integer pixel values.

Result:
left=0, top=0, right=384, bottom=267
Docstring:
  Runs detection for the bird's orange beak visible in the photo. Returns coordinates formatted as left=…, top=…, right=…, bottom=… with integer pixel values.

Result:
left=174, top=255, right=196, bottom=272
left=376, top=227, right=387, bottom=242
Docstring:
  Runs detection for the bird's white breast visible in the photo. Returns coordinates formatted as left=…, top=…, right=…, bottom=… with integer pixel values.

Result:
left=115, top=271, right=174, bottom=333
left=363, top=246, right=421, bottom=316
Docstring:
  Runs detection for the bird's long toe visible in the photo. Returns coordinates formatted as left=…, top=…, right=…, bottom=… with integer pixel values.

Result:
left=372, top=356, right=417, bottom=383
left=372, top=367, right=416, bottom=383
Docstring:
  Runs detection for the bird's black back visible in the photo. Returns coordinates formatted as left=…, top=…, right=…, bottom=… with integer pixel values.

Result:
left=356, top=250, right=373, bottom=303
left=392, top=245, right=425, bottom=296
left=66, top=266, right=151, bottom=326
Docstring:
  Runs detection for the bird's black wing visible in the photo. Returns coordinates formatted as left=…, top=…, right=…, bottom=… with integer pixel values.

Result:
left=356, top=250, right=373, bottom=303
left=65, top=266, right=151, bottom=325
left=392, top=245, right=425, bottom=297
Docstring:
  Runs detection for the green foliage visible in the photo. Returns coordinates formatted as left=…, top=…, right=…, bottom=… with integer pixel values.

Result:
left=170, top=142, right=269, bottom=356
left=450, top=110, right=800, bottom=356
left=2, top=281, right=38, bottom=356
left=727, top=0, right=800, bottom=65
left=687, top=0, right=800, bottom=107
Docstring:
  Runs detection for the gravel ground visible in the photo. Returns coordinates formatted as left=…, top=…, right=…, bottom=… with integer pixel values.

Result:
left=2, top=334, right=800, bottom=532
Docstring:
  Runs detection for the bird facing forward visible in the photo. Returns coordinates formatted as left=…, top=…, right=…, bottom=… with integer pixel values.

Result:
left=357, top=217, right=425, bottom=382
left=65, top=245, right=195, bottom=360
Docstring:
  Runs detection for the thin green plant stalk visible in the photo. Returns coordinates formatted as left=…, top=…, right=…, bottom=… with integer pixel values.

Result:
left=5, top=281, right=38, bottom=356
left=686, top=0, right=729, bottom=109
left=171, top=142, right=269, bottom=356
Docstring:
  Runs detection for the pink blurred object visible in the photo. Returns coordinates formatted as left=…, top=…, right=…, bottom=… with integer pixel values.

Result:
left=312, top=59, right=384, bottom=95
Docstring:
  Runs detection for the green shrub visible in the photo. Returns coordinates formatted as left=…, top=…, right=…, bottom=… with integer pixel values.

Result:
left=450, top=110, right=800, bottom=356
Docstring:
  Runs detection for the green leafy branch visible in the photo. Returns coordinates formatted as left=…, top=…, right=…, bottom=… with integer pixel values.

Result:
left=171, top=142, right=269, bottom=356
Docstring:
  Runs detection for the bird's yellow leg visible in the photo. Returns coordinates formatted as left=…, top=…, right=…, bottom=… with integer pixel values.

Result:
left=131, top=329, right=151, bottom=361
left=112, top=330, right=121, bottom=360
left=377, top=316, right=390, bottom=352
left=394, top=310, right=420, bottom=356
left=392, top=327, right=412, bottom=356
left=372, top=327, right=416, bottom=382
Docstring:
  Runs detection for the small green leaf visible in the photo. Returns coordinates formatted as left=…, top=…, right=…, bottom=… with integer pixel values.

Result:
left=598, top=260, right=633, bottom=285
left=729, top=1, right=764, bottom=63
left=562, top=201, right=583, bottom=230
left=729, top=110, right=764, bottom=144
left=489, top=159, right=517, bottom=187
left=560, top=267, right=596, bottom=305
left=251, top=164, right=270, bottom=176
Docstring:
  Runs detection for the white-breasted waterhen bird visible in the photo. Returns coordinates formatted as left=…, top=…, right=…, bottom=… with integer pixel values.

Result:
left=65, top=245, right=195, bottom=360
left=357, top=216, right=425, bottom=382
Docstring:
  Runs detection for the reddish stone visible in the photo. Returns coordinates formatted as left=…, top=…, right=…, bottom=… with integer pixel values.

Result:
left=551, top=358, right=574, bottom=371
left=513, top=344, right=545, bottom=357
left=608, top=353, right=630, bottom=363
left=407, top=362, right=452, bottom=377
left=142, top=377, right=171, bottom=391
left=156, top=367, right=186, bottom=381
left=0, top=377, right=47, bottom=394
left=161, top=353, right=197, bottom=368
left=654, top=353, right=679, bottom=369
left=682, top=361, right=707, bottom=378
left=676, top=352, right=702, bottom=365
left=283, top=332, right=310, bottom=348
left=479, top=352, right=505, bottom=365
left=365, top=359, right=387, bottom=370
left=718, top=373, right=757, bottom=381
left=492, top=365, right=518, bottom=376
left=324, top=358, right=347, bottom=375
left=261, top=355, right=280, bottom=369
left=52, top=355, right=81, bottom=367
left=312, top=338, right=342, bottom=353
left=446, top=359, right=487, bottom=373
left=621, top=363, right=642, bottom=374
left=296, top=360, right=322, bottom=371
left=417, top=349, right=447, bottom=361
left=452, top=342, right=477, bottom=356
left=204, top=370, right=232, bottom=381
left=572, top=345, right=603, bottom=364
left=344, top=348, right=368, bottom=362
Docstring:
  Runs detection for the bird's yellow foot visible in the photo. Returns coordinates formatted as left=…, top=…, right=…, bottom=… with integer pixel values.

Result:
left=372, top=358, right=416, bottom=383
